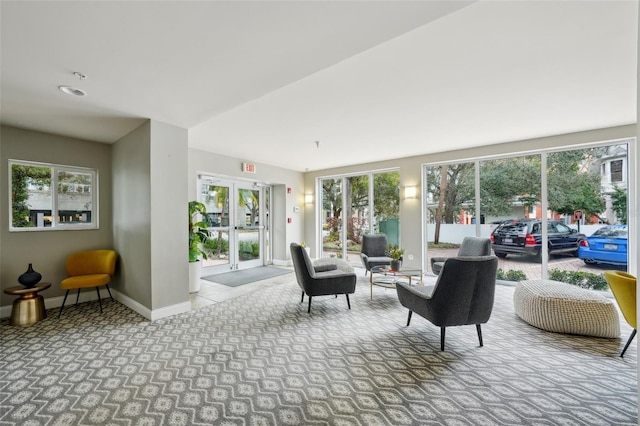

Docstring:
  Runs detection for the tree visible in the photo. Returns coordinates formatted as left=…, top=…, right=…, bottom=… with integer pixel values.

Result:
left=547, top=150, right=605, bottom=219
left=611, top=186, right=627, bottom=224
left=11, top=164, right=51, bottom=227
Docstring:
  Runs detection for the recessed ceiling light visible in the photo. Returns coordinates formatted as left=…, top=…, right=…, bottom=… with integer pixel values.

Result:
left=58, top=85, right=87, bottom=96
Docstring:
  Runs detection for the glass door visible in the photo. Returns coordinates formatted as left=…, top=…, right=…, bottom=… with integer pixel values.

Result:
left=235, top=183, right=263, bottom=270
left=199, top=177, right=266, bottom=275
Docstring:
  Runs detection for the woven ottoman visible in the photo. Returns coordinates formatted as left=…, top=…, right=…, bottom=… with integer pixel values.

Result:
left=513, top=280, right=620, bottom=338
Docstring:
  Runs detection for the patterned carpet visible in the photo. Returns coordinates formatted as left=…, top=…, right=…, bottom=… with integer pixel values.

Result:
left=0, top=275, right=637, bottom=425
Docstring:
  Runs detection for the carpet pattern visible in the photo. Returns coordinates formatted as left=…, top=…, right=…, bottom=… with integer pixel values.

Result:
left=202, top=266, right=292, bottom=287
left=0, top=276, right=637, bottom=425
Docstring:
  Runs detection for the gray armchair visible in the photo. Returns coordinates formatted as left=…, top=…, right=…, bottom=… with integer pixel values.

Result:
left=396, top=255, right=498, bottom=351
left=430, top=236, right=491, bottom=275
left=360, top=234, right=392, bottom=275
left=290, top=243, right=357, bottom=313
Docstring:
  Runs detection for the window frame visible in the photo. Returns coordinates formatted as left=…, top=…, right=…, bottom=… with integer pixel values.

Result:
left=9, top=159, right=98, bottom=232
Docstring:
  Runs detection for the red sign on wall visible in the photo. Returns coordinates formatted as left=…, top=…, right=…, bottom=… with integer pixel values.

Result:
left=242, top=163, right=256, bottom=173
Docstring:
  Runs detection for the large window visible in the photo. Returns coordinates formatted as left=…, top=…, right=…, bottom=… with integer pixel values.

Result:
left=424, top=142, right=629, bottom=281
left=9, top=160, right=97, bottom=231
left=320, top=170, right=399, bottom=265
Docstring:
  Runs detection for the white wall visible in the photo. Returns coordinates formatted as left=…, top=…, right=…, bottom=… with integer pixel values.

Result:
left=304, top=125, right=636, bottom=273
left=187, top=148, right=304, bottom=264
left=150, top=121, right=189, bottom=312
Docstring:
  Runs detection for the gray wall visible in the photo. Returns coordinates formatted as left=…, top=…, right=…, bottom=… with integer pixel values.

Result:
left=112, top=122, right=152, bottom=308
left=0, top=125, right=113, bottom=307
left=112, top=120, right=189, bottom=313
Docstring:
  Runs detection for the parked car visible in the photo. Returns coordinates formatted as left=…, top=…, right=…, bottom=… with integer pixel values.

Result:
left=578, top=225, right=628, bottom=266
left=490, top=219, right=585, bottom=260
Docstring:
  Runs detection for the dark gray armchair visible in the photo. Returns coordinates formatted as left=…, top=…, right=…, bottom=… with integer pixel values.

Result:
left=360, top=234, right=392, bottom=275
left=290, top=243, right=357, bottom=313
left=430, top=236, right=491, bottom=275
left=396, top=255, right=498, bottom=351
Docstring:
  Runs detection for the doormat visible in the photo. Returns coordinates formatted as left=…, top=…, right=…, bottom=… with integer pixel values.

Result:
left=202, top=266, right=292, bottom=287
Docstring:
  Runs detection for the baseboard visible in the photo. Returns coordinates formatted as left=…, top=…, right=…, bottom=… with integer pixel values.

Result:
left=150, top=301, right=191, bottom=321
left=272, top=258, right=292, bottom=267
left=2, top=287, right=192, bottom=321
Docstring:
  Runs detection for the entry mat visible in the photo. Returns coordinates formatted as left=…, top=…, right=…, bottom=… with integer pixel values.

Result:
left=202, top=266, right=292, bottom=287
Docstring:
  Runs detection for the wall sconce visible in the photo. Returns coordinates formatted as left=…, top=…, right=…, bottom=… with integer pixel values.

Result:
left=305, top=194, right=314, bottom=204
left=404, top=186, right=417, bottom=199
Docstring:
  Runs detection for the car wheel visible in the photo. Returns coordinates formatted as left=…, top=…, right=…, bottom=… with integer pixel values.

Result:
left=583, top=259, right=595, bottom=265
left=495, top=252, right=507, bottom=258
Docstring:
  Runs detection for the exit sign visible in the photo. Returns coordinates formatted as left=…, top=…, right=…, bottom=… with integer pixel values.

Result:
left=242, top=163, right=256, bottom=173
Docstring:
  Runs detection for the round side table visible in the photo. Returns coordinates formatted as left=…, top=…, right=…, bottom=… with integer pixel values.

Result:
left=4, top=282, right=51, bottom=326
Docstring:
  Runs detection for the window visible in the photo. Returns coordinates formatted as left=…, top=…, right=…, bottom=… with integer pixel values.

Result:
left=10, top=160, right=97, bottom=231
left=611, top=159, right=623, bottom=182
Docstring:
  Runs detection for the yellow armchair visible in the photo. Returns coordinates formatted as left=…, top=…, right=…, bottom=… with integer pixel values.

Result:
left=604, top=271, right=636, bottom=357
left=58, top=250, right=117, bottom=318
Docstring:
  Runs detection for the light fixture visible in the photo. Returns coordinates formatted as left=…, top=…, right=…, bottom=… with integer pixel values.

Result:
left=305, top=194, right=314, bottom=204
left=404, top=186, right=417, bottom=199
left=58, top=85, right=87, bottom=96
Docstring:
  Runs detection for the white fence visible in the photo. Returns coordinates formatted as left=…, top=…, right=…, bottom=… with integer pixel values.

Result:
left=426, top=224, right=604, bottom=244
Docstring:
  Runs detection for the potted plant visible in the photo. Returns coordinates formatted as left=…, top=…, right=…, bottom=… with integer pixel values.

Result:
left=386, top=244, right=405, bottom=271
left=189, top=201, right=211, bottom=293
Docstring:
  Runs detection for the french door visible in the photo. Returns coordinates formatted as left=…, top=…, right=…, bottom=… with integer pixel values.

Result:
left=198, top=177, right=268, bottom=275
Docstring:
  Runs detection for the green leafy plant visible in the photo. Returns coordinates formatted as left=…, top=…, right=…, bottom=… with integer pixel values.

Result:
left=496, top=269, right=528, bottom=281
left=548, top=269, right=608, bottom=291
left=189, top=201, right=211, bottom=262
left=386, top=244, right=405, bottom=260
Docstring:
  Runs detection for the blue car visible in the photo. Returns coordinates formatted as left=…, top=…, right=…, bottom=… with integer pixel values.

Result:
left=578, top=225, right=628, bottom=266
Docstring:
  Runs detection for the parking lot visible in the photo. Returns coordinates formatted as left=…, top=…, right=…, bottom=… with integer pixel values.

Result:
left=427, top=247, right=626, bottom=280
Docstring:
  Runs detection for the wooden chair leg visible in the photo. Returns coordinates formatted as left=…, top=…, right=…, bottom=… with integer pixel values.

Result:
left=301, top=292, right=305, bottom=303
left=307, top=296, right=312, bottom=313
left=346, top=294, right=351, bottom=309
left=477, top=324, right=483, bottom=347
left=58, top=290, right=70, bottom=318
left=406, top=311, right=412, bottom=326
left=440, top=327, right=446, bottom=351
left=620, top=329, right=637, bottom=357
left=75, top=289, right=81, bottom=305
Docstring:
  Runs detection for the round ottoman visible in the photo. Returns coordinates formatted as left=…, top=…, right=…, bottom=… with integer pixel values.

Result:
left=313, top=258, right=354, bottom=274
left=513, top=280, right=620, bottom=338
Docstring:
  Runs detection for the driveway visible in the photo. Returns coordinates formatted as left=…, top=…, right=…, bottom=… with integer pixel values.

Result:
left=427, top=247, right=626, bottom=280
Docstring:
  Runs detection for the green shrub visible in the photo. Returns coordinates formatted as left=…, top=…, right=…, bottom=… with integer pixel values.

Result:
left=239, top=241, right=260, bottom=260
left=203, top=236, right=229, bottom=254
left=496, top=269, right=528, bottom=281
left=547, top=269, right=608, bottom=291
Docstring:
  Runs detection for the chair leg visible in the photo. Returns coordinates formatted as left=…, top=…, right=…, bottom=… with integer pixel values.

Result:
left=307, top=296, right=312, bottom=313
left=346, top=294, right=351, bottom=309
left=620, top=329, right=637, bottom=357
left=477, top=324, right=483, bottom=347
left=301, top=292, right=305, bottom=303
left=96, top=287, right=103, bottom=313
left=406, top=311, right=412, bottom=326
left=440, top=327, right=446, bottom=351
left=58, top=290, right=70, bottom=318
left=75, top=289, right=81, bottom=305
left=106, top=284, right=114, bottom=301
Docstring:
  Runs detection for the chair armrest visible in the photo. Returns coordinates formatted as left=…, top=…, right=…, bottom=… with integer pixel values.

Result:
left=430, top=257, right=447, bottom=267
left=314, top=264, right=337, bottom=273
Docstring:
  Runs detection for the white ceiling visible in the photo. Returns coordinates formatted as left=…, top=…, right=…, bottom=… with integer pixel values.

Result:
left=1, top=1, right=637, bottom=172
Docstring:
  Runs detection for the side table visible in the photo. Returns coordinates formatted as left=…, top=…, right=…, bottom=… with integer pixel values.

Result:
left=4, top=282, right=51, bottom=326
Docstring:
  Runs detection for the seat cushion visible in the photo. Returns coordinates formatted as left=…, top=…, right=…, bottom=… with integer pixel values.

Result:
left=61, top=273, right=112, bottom=290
